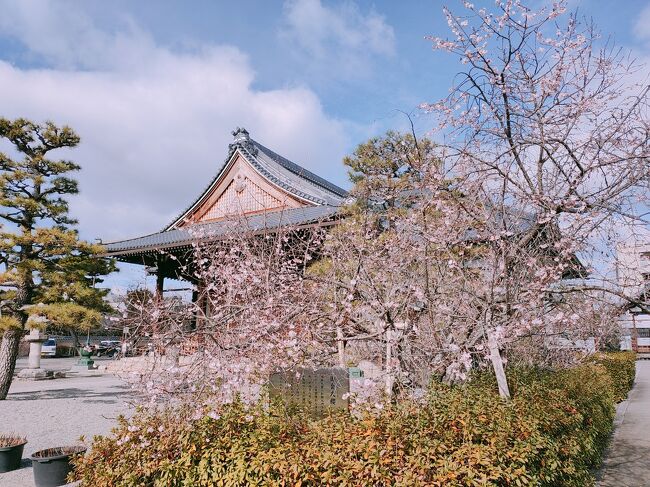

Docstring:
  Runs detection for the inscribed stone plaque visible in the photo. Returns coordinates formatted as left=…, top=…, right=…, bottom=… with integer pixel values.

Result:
left=269, top=367, right=349, bottom=417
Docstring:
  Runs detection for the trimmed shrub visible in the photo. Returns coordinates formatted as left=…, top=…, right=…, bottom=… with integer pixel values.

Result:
left=73, top=362, right=633, bottom=487
left=588, top=351, right=636, bottom=402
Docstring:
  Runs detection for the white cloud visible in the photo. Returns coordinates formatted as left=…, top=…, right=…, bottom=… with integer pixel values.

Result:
left=628, top=4, right=650, bottom=95
left=0, top=0, right=156, bottom=71
left=0, top=0, right=352, bottom=244
left=281, top=0, right=395, bottom=78
left=634, top=3, right=650, bottom=42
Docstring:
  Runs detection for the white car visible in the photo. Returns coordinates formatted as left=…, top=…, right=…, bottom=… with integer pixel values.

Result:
left=41, top=339, right=57, bottom=357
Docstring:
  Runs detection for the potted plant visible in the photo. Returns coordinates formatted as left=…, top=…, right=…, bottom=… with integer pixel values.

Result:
left=30, top=445, right=86, bottom=487
left=0, top=434, right=27, bottom=473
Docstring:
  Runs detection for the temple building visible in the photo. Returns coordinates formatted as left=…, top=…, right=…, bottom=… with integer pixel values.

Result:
left=104, top=128, right=348, bottom=294
left=105, top=128, right=593, bottom=355
left=104, top=127, right=587, bottom=300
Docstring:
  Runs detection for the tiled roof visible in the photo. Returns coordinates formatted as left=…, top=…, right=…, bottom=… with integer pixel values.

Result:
left=253, top=141, right=347, bottom=201
left=105, top=205, right=340, bottom=255
left=165, top=128, right=347, bottom=231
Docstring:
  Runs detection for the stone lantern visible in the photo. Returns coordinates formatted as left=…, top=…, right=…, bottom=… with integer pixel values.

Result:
left=17, top=328, right=50, bottom=379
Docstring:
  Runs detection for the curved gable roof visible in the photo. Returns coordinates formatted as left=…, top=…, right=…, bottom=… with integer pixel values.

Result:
left=165, top=128, right=347, bottom=230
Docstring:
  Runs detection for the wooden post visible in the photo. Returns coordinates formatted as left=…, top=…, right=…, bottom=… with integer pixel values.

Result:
left=487, top=328, right=511, bottom=400
left=152, top=260, right=165, bottom=343
left=385, top=329, right=395, bottom=398
left=336, top=326, right=346, bottom=367
left=155, top=271, right=165, bottom=301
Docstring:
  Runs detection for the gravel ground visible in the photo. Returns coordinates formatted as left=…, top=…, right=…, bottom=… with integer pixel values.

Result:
left=0, top=357, right=135, bottom=487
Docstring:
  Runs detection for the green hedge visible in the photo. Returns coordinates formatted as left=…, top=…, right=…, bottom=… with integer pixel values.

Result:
left=73, top=359, right=634, bottom=487
left=588, top=351, right=636, bottom=402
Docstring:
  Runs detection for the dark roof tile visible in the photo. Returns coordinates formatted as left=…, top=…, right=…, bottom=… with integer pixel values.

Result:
left=105, top=205, right=340, bottom=254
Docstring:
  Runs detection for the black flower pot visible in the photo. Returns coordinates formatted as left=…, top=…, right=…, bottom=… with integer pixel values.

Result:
left=30, top=446, right=86, bottom=487
left=0, top=441, right=26, bottom=473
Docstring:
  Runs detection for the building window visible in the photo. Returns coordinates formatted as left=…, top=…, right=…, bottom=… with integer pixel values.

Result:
left=638, top=328, right=650, bottom=338
left=643, top=272, right=650, bottom=282
left=641, top=251, right=650, bottom=260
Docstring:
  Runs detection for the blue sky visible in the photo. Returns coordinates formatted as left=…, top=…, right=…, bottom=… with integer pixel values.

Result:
left=0, top=0, right=648, bottom=293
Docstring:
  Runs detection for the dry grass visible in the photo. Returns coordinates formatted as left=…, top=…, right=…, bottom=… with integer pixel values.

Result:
left=0, top=434, right=26, bottom=448
left=31, top=446, right=85, bottom=458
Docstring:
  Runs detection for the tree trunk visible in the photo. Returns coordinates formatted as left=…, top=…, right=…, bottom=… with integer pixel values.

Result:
left=336, top=326, right=346, bottom=367
left=70, top=329, right=81, bottom=348
left=487, top=328, right=510, bottom=400
left=384, top=329, right=396, bottom=399
left=0, top=329, right=21, bottom=400
left=0, top=278, right=33, bottom=400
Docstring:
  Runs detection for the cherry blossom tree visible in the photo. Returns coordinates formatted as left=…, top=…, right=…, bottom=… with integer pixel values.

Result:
left=120, top=224, right=332, bottom=407
left=310, top=132, right=482, bottom=398
left=422, top=0, right=649, bottom=396
left=122, top=1, right=648, bottom=407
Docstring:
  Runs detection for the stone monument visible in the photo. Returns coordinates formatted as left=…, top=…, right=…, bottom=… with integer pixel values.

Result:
left=269, top=367, right=350, bottom=417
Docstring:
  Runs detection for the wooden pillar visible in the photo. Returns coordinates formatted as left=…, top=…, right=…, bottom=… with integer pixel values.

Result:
left=154, top=254, right=166, bottom=300
left=190, top=289, right=198, bottom=331
left=155, top=271, right=165, bottom=301
left=152, top=258, right=165, bottom=341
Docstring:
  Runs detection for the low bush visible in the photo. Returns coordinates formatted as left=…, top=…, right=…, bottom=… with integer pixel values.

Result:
left=73, top=361, right=634, bottom=487
left=588, top=351, right=636, bottom=402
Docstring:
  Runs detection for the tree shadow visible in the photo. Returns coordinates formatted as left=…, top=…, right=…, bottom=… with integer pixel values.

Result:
left=597, top=439, right=650, bottom=486
left=7, top=385, right=131, bottom=402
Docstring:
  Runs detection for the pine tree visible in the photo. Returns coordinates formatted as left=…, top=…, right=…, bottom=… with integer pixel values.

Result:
left=0, top=118, right=114, bottom=399
left=32, top=237, right=116, bottom=346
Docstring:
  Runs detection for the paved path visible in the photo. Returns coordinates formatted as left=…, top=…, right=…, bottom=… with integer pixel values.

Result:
left=0, top=358, right=134, bottom=487
left=598, top=360, right=650, bottom=486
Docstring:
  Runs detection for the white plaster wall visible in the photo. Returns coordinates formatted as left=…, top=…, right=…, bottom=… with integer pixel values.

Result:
left=616, top=242, right=650, bottom=298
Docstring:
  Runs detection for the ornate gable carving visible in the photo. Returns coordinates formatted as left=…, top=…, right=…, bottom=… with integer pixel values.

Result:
left=198, top=176, right=284, bottom=222
left=179, top=152, right=306, bottom=226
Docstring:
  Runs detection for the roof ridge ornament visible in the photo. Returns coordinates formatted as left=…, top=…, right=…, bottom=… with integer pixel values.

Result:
left=230, top=127, right=258, bottom=156
left=232, top=127, right=249, bottom=142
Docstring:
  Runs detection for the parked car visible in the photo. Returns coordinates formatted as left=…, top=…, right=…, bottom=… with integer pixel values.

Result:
left=94, top=340, right=121, bottom=358
left=41, top=339, right=56, bottom=358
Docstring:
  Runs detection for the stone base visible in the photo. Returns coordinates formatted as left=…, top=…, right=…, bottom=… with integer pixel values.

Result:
left=17, top=368, right=53, bottom=380
left=77, top=357, right=95, bottom=368
left=71, top=363, right=96, bottom=372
